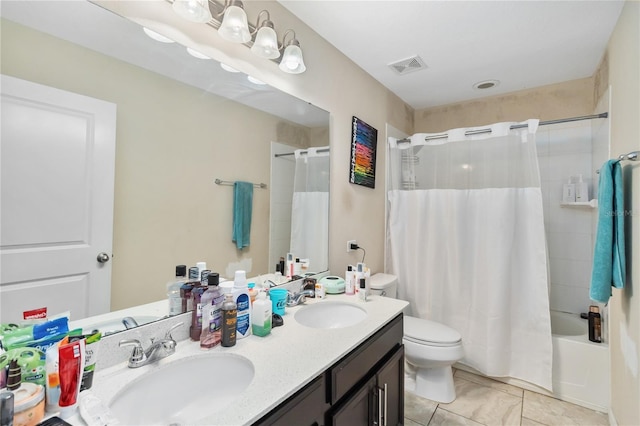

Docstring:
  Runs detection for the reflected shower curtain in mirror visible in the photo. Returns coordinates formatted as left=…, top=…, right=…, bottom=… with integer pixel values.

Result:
left=386, top=120, right=553, bottom=391
left=290, top=147, right=329, bottom=272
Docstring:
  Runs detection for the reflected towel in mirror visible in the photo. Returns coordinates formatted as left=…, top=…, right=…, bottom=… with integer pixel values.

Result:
left=233, top=181, right=254, bottom=250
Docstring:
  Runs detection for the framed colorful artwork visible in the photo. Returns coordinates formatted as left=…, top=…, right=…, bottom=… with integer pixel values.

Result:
left=349, top=116, right=377, bottom=188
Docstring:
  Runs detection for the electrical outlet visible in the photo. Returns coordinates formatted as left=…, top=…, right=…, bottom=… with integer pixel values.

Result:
left=347, top=240, right=357, bottom=252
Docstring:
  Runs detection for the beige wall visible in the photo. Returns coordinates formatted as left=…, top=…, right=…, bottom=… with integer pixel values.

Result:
left=414, top=77, right=596, bottom=132
left=607, top=2, right=640, bottom=425
left=1, top=19, right=318, bottom=310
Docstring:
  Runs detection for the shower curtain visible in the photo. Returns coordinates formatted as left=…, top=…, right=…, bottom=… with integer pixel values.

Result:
left=386, top=120, right=553, bottom=391
left=290, top=147, right=329, bottom=272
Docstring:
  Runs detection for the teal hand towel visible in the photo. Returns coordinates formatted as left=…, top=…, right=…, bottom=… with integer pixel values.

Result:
left=590, top=160, right=626, bottom=303
left=232, top=181, right=253, bottom=250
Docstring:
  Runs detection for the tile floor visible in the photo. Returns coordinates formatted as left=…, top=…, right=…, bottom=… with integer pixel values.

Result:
left=404, top=370, right=609, bottom=426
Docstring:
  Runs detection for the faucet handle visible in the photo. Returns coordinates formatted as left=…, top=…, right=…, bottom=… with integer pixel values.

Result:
left=164, top=322, right=184, bottom=341
left=119, top=339, right=145, bottom=363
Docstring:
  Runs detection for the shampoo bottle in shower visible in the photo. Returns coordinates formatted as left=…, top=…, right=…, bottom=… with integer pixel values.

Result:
left=575, top=174, right=589, bottom=203
left=562, top=179, right=576, bottom=203
left=588, top=305, right=602, bottom=343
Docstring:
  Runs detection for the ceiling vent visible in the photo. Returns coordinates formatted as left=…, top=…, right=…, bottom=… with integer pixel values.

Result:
left=388, top=55, right=427, bottom=75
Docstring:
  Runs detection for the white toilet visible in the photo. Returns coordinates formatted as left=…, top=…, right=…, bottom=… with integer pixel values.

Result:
left=369, top=273, right=464, bottom=403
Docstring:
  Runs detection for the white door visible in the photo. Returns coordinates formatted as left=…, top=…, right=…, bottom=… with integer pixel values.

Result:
left=1, top=75, right=116, bottom=323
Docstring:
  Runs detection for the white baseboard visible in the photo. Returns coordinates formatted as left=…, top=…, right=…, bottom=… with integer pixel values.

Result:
left=609, top=409, right=618, bottom=426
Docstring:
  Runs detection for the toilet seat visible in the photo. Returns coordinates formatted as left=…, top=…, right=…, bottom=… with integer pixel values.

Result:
left=404, top=316, right=461, bottom=347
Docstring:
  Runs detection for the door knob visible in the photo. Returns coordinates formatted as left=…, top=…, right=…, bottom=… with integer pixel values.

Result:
left=97, top=252, right=110, bottom=263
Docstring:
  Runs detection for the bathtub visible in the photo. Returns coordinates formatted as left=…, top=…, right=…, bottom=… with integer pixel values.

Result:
left=455, top=310, right=609, bottom=412
left=549, top=310, right=609, bottom=412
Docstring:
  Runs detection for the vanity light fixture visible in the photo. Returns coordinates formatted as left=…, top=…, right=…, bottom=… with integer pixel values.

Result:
left=143, top=27, right=175, bottom=43
left=279, top=30, right=306, bottom=74
left=250, top=11, right=279, bottom=59
left=218, top=0, right=251, bottom=43
left=169, top=0, right=307, bottom=73
left=172, top=0, right=212, bottom=23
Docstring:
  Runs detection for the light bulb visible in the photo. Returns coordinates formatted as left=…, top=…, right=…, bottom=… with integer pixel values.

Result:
left=251, top=25, right=279, bottom=59
left=218, top=5, right=251, bottom=43
left=172, top=0, right=212, bottom=23
left=279, top=43, right=306, bottom=74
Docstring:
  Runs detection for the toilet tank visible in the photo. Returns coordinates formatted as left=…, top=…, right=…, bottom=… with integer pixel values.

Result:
left=369, top=273, right=398, bottom=298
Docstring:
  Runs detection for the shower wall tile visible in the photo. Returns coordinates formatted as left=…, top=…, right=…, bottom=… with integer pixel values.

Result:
left=548, top=124, right=592, bottom=155
left=546, top=199, right=592, bottom=233
left=549, top=258, right=592, bottom=288
left=539, top=121, right=598, bottom=315
left=549, top=283, right=592, bottom=314
left=535, top=130, right=550, bottom=156
left=546, top=153, right=593, bottom=181
left=547, top=232, right=593, bottom=261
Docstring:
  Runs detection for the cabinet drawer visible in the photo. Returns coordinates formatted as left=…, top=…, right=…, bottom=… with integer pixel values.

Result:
left=256, top=374, right=327, bottom=426
left=328, top=313, right=403, bottom=404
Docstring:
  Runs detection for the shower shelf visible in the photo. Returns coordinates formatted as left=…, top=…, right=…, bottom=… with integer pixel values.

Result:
left=560, top=200, right=598, bottom=209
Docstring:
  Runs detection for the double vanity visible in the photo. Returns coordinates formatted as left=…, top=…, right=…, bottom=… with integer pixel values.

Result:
left=67, top=293, right=408, bottom=425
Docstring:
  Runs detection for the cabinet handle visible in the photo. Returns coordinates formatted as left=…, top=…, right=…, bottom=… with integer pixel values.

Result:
left=378, top=386, right=383, bottom=426
left=383, top=383, right=388, bottom=426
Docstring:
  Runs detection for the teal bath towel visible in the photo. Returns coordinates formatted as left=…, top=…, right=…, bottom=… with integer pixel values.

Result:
left=232, top=181, right=253, bottom=250
left=590, top=159, right=626, bottom=303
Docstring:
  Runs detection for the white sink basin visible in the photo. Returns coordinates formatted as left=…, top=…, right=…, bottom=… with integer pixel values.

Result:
left=109, top=354, right=254, bottom=424
left=294, top=301, right=367, bottom=329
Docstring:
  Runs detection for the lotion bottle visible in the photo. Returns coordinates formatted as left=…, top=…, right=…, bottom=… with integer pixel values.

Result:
left=562, top=179, right=576, bottom=203
left=345, top=265, right=355, bottom=295
left=575, top=174, right=589, bottom=203
left=251, top=291, right=272, bottom=337
left=358, top=278, right=367, bottom=302
left=285, top=253, right=294, bottom=279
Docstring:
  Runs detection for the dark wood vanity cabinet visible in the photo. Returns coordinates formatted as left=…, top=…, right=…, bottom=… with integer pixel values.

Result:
left=256, top=313, right=404, bottom=426
left=328, top=341, right=404, bottom=426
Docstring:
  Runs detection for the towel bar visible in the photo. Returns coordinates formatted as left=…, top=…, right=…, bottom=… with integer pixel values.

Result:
left=596, top=151, right=639, bottom=174
left=215, top=178, right=267, bottom=189
left=618, top=151, right=639, bottom=161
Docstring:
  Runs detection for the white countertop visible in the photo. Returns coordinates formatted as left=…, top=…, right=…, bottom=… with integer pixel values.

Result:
left=79, top=294, right=408, bottom=425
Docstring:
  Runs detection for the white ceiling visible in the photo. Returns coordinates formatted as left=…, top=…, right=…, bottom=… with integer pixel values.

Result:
left=278, top=0, right=625, bottom=109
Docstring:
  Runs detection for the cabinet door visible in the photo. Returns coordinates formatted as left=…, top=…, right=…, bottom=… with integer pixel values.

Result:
left=329, top=376, right=376, bottom=426
left=376, top=345, right=405, bottom=426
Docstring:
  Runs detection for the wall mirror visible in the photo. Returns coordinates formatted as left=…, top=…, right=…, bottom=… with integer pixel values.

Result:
left=0, top=0, right=330, bottom=333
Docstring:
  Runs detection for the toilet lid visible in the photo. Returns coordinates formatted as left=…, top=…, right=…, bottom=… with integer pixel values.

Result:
left=403, top=316, right=462, bottom=346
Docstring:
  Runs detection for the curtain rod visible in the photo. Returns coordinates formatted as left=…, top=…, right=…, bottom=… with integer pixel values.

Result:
left=398, top=112, right=609, bottom=143
left=274, top=147, right=330, bottom=158
left=214, top=178, right=267, bottom=189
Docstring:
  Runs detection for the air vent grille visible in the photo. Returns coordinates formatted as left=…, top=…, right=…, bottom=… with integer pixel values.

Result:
left=388, top=55, right=427, bottom=75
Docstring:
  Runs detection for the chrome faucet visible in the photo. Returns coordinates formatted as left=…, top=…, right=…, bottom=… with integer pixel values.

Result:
left=287, top=288, right=315, bottom=307
left=119, top=322, right=183, bottom=368
left=122, top=316, right=139, bottom=329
